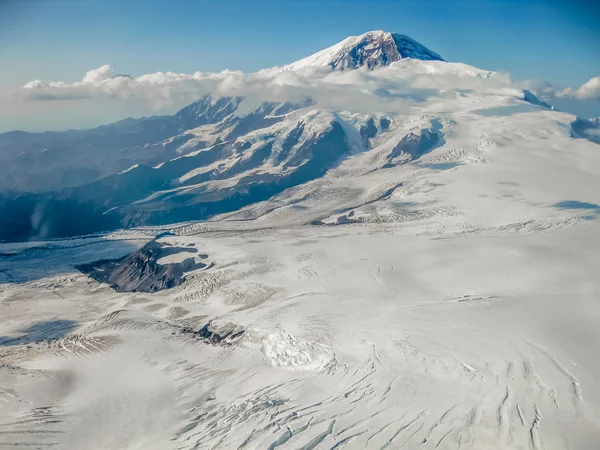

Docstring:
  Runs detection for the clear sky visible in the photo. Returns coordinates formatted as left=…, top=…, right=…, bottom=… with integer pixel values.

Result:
left=0, top=0, right=599, bottom=131
left=1, top=0, right=599, bottom=89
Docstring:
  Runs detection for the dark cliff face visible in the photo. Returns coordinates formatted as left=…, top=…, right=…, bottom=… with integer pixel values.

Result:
left=196, top=321, right=246, bottom=345
left=384, top=119, right=445, bottom=168
left=77, top=239, right=209, bottom=292
left=333, top=33, right=404, bottom=70
left=571, top=117, right=600, bottom=145
left=391, top=33, right=444, bottom=61
left=325, top=32, right=444, bottom=71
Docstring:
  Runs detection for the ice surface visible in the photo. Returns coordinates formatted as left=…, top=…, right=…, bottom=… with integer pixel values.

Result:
left=2, top=107, right=600, bottom=446
left=1, top=32, right=600, bottom=450
left=2, top=213, right=600, bottom=449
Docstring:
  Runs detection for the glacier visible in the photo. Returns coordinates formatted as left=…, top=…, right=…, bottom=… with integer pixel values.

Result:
left=1, top=31, right=600, bottom=450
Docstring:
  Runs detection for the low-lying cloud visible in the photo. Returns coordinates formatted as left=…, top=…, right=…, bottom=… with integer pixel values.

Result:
left=563, top=76, right=600, bottom=101
left=527, top=76, right=600, bottom=101
left=3, top=61, right=599, bottom=132
left=16, top=61, right=516, bottom=109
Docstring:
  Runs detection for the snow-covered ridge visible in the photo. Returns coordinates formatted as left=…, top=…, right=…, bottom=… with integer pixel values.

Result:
left=280, top=30, right=444, bottom=72
left=2, top=28, right=600, bottom=450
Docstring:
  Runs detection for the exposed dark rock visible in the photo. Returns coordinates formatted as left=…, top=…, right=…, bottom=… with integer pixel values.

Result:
left=77, top=239, right=208, bottom=292
left=384, top=120, right=445, bottom=168
left=360, top=118, right=378, bottom=144
left=522, top=90, right=553, bottom=109
left=316, top=31, right=443, bottom=71
left=196, top=321, right=246, bottom=344
left=571, top=117, right=600, bottom=145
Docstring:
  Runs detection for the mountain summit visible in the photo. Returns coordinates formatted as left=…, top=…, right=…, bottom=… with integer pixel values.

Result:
left=282, top=30, right=444, bottom=71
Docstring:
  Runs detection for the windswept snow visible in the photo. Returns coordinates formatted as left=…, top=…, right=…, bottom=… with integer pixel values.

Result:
left=1, top=31, right=600, bottom=450
left=2, top=211, right=600, bottom=449
left=2, top=98, right=600, bottom=446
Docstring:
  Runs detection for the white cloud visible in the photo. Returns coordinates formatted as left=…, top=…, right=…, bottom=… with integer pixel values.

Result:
left=526, top=76, right=600, bottom=102
left=82, top=65, right=114, bottom=84
left=19, top=66, right=212, bottom=105
left=565, top=76, right=600, bottom=100
left=4, top=61, right=598, bottom=132
left=15, top=60, right=518, bottom=109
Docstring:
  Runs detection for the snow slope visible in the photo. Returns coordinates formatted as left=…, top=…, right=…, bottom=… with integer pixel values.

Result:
left=1, top=32, right=600, bottom=450
left=280, top=30, right=444, bottom=71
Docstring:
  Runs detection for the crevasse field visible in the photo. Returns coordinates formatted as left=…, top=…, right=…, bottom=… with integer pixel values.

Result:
left=1, top=32, right=600, bottom=449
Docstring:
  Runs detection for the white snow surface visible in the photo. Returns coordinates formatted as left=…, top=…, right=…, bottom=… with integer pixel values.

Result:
left=2, top=37, right=600, bottom=450
left=280, top=31, right=444, bottom=72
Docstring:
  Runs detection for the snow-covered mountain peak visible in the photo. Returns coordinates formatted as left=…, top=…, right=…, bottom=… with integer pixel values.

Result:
left=281, top=30, right=444, bottom=72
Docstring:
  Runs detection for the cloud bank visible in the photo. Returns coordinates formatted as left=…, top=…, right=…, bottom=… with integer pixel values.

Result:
left=3, top=61, right=599, bottom=132
left=563, top=76, right=600, bottom=100
left=528, top=76, right=600, bottom=101
left=9, top=60, right=524, bottom=126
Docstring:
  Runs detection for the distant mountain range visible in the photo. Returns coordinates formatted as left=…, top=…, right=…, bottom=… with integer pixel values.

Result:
left=0, top=31, right=597, bottom=242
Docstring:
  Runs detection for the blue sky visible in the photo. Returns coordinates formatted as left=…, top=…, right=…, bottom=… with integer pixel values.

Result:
left=0, top=0, right=598, bottom=131
left=1, top=0, right=599, bottom=89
